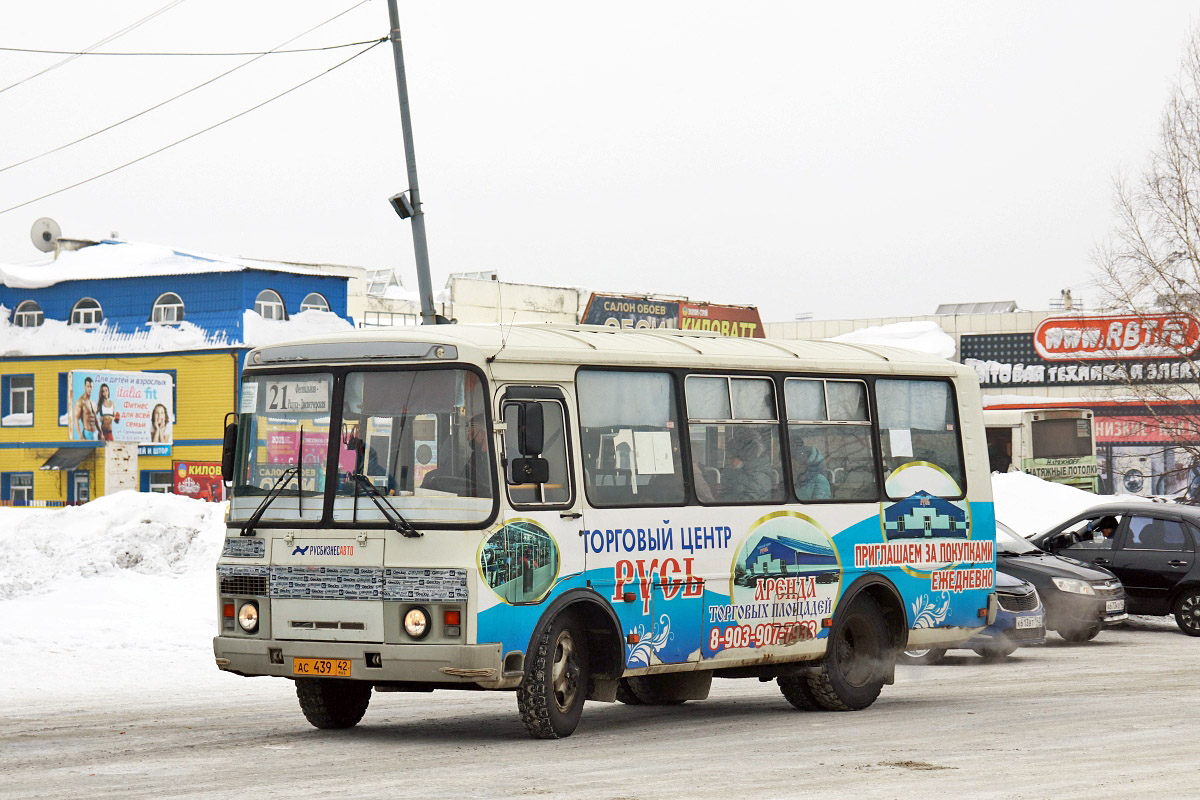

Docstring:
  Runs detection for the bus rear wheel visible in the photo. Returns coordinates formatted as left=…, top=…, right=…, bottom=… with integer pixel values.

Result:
left=517, top=612, right=589, bottom=739
left=777, top=673, right=821, bottom=710
left=295, top=678, right=372, bottom=729
left=805, top=596, right=888, bottom=711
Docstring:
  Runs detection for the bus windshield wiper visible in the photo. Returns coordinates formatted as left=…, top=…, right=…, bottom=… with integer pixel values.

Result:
left=352, top=472, right=422, bottom=538
left=240, top=466, right=299, bottom=537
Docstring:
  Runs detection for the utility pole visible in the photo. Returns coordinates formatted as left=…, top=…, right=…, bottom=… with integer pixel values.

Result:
left=385, top=0, right=437, bottom=324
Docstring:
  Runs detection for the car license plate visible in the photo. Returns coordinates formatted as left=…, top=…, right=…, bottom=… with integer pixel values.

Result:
left=1015, top=615, right=1042, bottom=629
left=1106, top=599, right=1124, bottom=612
left=293, top=657, right=351, bottom=677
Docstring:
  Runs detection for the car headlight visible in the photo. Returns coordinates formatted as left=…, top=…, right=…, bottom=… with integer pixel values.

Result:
left=1052, top=577, right=1096, bottom=595
left=403, top=607, right=430, bottom=639
left=237, top=601, right=259, bottom=631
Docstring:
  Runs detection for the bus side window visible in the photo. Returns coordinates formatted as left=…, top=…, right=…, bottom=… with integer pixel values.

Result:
left=784, top=378, right=877, bottom=502
left=576, top=370, right=685, bottom=507
left=876, top=378, right=965, bottom=497
left=686, top=375, right=784, bottom=505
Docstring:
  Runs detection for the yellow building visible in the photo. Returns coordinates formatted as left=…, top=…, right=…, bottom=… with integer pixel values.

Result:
left=0, top=349, right=241, bottom=505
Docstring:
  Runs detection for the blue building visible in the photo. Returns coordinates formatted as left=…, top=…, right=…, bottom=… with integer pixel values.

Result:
left=0, top=240, right=348, bottom=340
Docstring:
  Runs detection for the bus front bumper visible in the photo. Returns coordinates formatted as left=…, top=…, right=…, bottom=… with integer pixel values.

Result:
left=213, top=636, right=510, bottom=689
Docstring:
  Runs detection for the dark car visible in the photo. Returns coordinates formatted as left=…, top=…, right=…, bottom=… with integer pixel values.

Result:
left=1031, top=503, right=1200, bottom=636
left=996, top=521, right=1126, bottom=642
left=900, top=572, right=1045, bottom=664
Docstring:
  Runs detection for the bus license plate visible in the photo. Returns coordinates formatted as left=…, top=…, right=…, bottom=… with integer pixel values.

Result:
left=1015, top=616, right=1042, bottom=629
left=293, top=657, right=351, bottom=677
left=1106, top=599, right=1124, bottom=612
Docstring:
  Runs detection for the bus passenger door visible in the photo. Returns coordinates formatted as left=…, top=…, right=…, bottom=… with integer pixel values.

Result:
left=482, top=388, right=583, bottom=607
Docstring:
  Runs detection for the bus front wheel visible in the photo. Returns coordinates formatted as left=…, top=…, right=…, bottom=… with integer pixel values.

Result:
left=295, top=678, right=372, bottom=729
left=517, top=612, right=589, bottom=739
left=805, top=595, right=888, bottom=711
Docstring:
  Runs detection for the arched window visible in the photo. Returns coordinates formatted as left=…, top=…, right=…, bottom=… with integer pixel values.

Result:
left=151, top=292, right=184, bottom=324
left=70, top=298, right=103, bottom=327
left=254, top=289, right=286, bottom=320
left=12, top=300, right=44, bottom=328
left=299, top=292, right=329, bottom=313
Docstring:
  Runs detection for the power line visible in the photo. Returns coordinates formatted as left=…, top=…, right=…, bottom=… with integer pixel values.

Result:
left=0, top=0, right=187, bottom=95
left=0, top=37, right=385, bottom=57
left=0, top=39, right=385, bottom=217
left=0, top=0, right=379, bottom=175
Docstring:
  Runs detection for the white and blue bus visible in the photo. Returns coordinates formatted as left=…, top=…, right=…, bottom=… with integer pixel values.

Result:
left=214, top=325, right=997, bottom=738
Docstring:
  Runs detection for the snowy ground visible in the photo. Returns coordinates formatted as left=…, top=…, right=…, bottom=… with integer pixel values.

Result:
left=0, top=476, right=1159, bottom=707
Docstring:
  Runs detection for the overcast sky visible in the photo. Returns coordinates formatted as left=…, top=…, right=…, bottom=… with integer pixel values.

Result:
left=1, top=1, right=1198, bottom=322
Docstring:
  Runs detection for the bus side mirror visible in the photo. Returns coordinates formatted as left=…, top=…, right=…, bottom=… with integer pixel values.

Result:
left=510, top=457, right=551, bottom=485
left=517, top=402, right=544, bottom=456
left=220, top=422, right=238, bottom=483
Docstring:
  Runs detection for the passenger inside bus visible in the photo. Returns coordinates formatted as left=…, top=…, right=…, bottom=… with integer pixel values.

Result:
left=791, top=435, right=831, bottom=501
left=722, top=429, right=778, bottom=502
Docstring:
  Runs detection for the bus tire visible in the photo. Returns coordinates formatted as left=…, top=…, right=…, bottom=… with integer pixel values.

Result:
left=777, top=673, right=821, bottom=710
left=806, top=595, right=888, bottom=711
left=897, top=647, right=947, bottom=666
left=517, top=612, right=589, bottom=739
left=622, top=674, right=689, bottom=705
left=295, top=678, right=372, bottom=729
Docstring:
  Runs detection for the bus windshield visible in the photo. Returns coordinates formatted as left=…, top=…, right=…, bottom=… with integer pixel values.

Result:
left=333, top=369, right=493, bottom=525
left=229, top=368, right=494, bottom=525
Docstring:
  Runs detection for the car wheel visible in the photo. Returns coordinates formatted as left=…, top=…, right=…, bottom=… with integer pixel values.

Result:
left=620, top=674, right=689, bottom=705
left=1057, top=624, right=1102, bottom=643
left=615, top=678, right=645, bottom=705
left=973, top=638, right=1018, bottom=660
left=897, top=647, right=948, bottom=666
left=1173, top=589, right=1200, bottom=637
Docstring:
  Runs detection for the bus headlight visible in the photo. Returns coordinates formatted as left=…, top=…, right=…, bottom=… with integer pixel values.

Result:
left=238, top=601, right=259, bottom=632
left=403, top=607, right=430, bottom=639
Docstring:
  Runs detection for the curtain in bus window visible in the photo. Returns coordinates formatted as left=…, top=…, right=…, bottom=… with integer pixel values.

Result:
left=876, top=379, right=964, bottom=496
left=577, top=370, right=684, bottom=506
left=826, top=381, right=869, bottom=421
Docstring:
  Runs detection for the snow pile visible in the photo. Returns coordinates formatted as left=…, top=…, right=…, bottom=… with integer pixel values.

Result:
left=0, top=307, right=229, bottom=356
left=241, top=307, right=354, bottom=347
left=0, top=491, right=225, bottom=600
left=0, top=240, right=328, bottom=289
left=991, top=471, right=1150, bottom=535
left=828, top=321, right=957, bottom=360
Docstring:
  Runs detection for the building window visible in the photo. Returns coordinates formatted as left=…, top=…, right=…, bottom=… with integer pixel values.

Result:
left=151, top=292, right=184, bottom=324
left=2, top=473, right=34, bottom=506
left=299, top=292, right=329, bottom=313
left=70, top=297, right=104, bottom=327
left=141, top=470, right=174, bottom=493
left=12, top=300, right=44, bottom=327
left=254, top=289, right=287, bottom=320
left=2, top=374, right=34, bottom=426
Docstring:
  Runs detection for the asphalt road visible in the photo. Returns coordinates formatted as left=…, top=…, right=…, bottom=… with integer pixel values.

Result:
left=3, top=617, right=1196, bottom=800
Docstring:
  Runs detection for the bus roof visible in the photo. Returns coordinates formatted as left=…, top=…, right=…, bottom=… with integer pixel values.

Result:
left=246, top=323, right=966, bottom=376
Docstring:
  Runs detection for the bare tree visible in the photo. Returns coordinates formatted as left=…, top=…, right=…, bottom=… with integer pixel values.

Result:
left=1095, top=29, right=1200, bottom=491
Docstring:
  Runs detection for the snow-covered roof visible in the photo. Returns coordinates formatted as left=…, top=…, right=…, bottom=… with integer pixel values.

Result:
left=0, top=240, right=331, bottom=289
